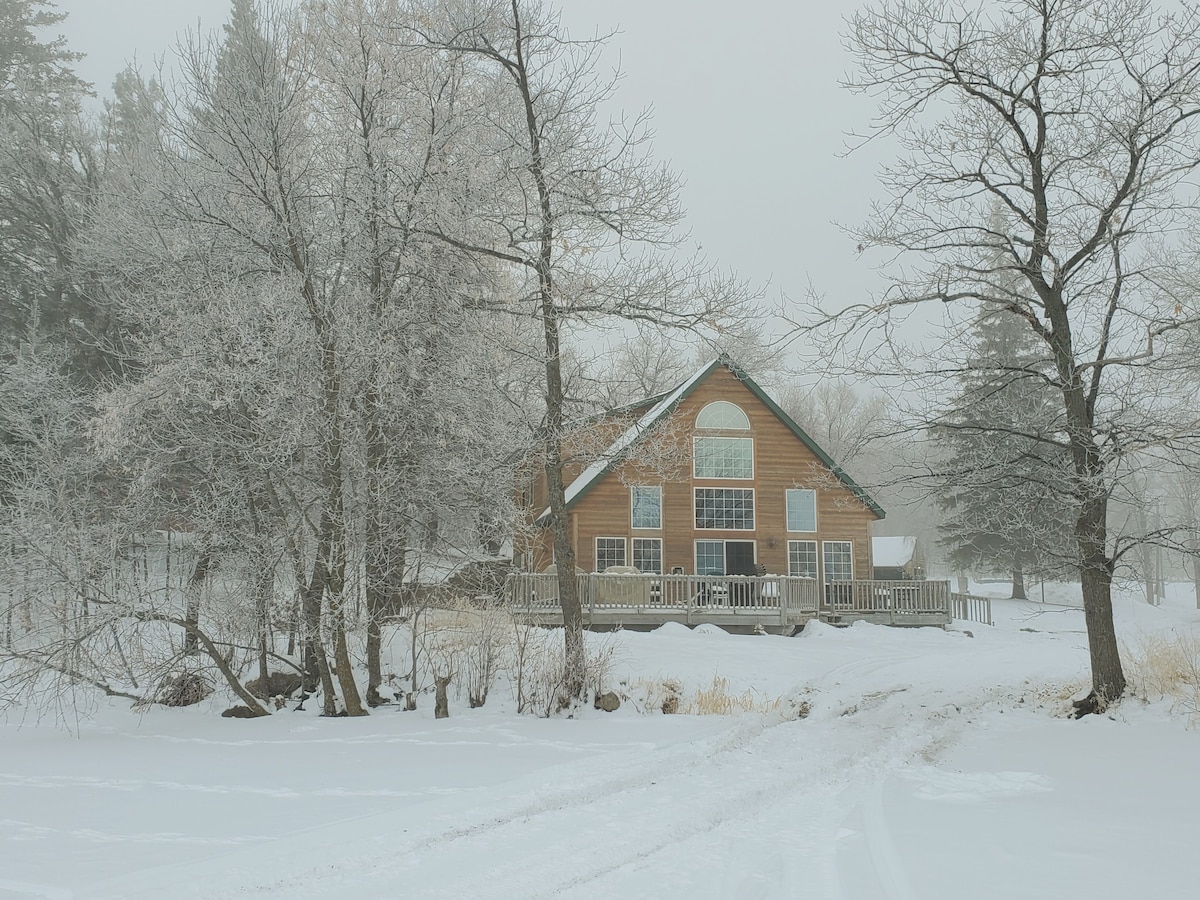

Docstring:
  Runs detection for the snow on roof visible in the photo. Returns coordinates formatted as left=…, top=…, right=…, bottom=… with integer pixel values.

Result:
left=536, top=355, right=887, bottom=522
left=539, top=358, right=714, bottom=521
left=873, top=535, right=917, bottom=568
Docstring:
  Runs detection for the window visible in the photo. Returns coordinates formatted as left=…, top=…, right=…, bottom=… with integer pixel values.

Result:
left=694, top=540, right=725, bottom=575
left=631, top=486, right=662, bottom=529
left=695, top=488, right=755, bottom=530
left=693, top=540, right=756, bottom=577
left=822, top=541, right=853, bottom=582
left=696, top=400, right=750, bottom=430
left=788, top=540, right=818, bottom=579
left=786, top=489, right=817, bottom=532
left=693, top=436, right=754, bottom=479
left=633, top=538, right=663, bottom=574
left=595, top=537, right=627, bottom=571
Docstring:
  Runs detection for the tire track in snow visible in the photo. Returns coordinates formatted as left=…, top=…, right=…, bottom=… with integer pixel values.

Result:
left=0, top=772, right=452, bottom=799
left=88, top=716, right=772, bottom=900
left=858, top=777, right=919, bottom=900
left=233, top=691, right=976, bottom=900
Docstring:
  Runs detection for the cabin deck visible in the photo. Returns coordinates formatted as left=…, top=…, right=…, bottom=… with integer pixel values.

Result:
left=504, top=573, right=956, bottom=631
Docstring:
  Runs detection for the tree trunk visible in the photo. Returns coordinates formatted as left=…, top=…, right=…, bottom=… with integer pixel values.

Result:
left=1190, top=526, right=1200, bottom=610
left=321, top=510, right=367, bottom=718
left=363, top=541, right=403, bottom=707
left=505, top=4, right=589, bottom=704
left=1076, top=496, right=1126, bottom=703
left=362, top=383, right=403, bottom=708
left=310, top=289, right=367, bottom=717
left=541, top=349, right=587, bottom=703
left=1049, top=288, right=1126, bottom=704
left=1010, top=553, right=1027, bottom=600
left=182, top=543, right=214, bottom=654
left=434, top=673, right=451, bottom=719
left=329, top=597, right=362, bottom=715
left=300, top=520, right=338, bottom=716
left=253, top=559, right=272, bottom=687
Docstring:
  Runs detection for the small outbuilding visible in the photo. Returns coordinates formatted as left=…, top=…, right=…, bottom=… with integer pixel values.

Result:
left=871, top=536, right=925, bottom=581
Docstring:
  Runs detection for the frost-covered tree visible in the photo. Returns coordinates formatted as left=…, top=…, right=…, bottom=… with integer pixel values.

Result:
left=404, top=0, right=752, bottom=701
left=75, top=0, right=524, bottom=716
left=0, top=0, right=113, bottom=378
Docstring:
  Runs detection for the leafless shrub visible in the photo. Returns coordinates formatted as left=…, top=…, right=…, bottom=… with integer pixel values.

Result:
left=507, top=625, right=621, bottom=717
left=414, top=597, right=514, bottom=709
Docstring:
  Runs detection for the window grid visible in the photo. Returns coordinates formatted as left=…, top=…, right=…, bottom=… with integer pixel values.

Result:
left=788, top=540, right=819, bottom=579
left=696, top=400, right=751, bottom=430
left=786, top=489, right=817, bottom=532
left=632, top=538, right=663, bottom=574
left=693, top=436, right=754, bottom=479
left=695, top=540, right=725, bottom=575
left=595, top=537, right=627, bottom=571
left=694, top=488, right=755, bottom=530
left=822, top=541, right=853, bottom=582
left=631, top=486, right=662, bottom=530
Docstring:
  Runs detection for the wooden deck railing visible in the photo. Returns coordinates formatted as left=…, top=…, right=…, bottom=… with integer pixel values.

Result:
left=505, top=573, right=956, bottom=623
left=950, top=591, right=994, bottom=626
left=505, top=572, right=822, bottom=617
left=824, top=579, right=950, bottom=615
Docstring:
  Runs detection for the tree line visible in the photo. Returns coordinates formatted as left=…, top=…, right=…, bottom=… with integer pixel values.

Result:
left=0, top=0, right=750, bottom=716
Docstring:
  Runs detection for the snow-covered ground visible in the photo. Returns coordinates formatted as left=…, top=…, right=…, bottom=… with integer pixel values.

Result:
left=2, top=589, right=1198, bottom=900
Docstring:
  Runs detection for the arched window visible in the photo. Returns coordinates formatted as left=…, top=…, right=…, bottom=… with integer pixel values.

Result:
left=694, top=401, right=753, bottom=479
left=696, top=400, right=750, bottom=430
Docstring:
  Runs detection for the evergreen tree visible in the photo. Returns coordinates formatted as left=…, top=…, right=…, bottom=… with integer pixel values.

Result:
left=0, top=0, right=112, bottom=378
left=936, top=303, right=1075, bottom=599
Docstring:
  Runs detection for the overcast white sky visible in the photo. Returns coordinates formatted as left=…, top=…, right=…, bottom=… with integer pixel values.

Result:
left=49, top=0, right=892, bottom=343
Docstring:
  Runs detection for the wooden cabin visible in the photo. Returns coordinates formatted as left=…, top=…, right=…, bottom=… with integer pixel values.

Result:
left=515, top=356, right=885, bottom=584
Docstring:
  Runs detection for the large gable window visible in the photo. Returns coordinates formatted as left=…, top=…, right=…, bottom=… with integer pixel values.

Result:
left=695, top=488, right=755, bottom=530
left=786, top=489, right=817, bottom=532
left=694, top=436, right=754, bottom=479
left=696, top=400, right=750, bottom=430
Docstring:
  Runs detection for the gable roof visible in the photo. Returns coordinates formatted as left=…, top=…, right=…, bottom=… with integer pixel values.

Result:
left=539, top=355, right=886, bottom=521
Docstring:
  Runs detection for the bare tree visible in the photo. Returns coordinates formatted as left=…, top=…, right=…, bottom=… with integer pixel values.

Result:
left=830, top=0, right=1200, bottom=706
left=777, top=379, right=889, bottom=474
left=403, top=0, right=751, bottom=701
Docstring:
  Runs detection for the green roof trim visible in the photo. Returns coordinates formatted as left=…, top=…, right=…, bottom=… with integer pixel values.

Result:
left=549, top=355, right=885, bottom=521
left=720, top=356, right=886, bottom=519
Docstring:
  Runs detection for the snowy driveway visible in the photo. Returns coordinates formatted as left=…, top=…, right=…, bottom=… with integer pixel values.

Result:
left=3, top=599, right=1199, bottom=899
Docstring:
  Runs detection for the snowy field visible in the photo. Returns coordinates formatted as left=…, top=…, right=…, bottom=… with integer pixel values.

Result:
left=2, top=587, right=1199, bottom=900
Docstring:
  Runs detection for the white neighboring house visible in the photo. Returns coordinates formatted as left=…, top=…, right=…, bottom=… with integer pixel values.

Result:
left=872, top=536, right=925, bottom=581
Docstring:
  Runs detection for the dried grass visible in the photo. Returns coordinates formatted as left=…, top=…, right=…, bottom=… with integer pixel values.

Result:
left=685, top=675, right=783, bottom=716
left=1124, top=630, right=1200, bottom=723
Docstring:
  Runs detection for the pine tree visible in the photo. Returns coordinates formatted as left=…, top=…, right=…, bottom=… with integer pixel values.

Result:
left=0, top=0, right=105, bottom=376
left=937, top=303, right=1075, bottom=599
